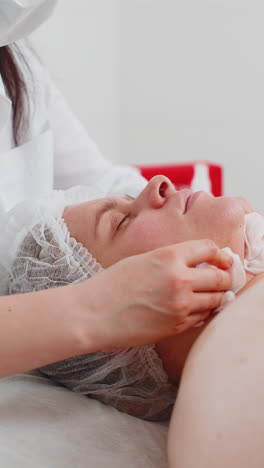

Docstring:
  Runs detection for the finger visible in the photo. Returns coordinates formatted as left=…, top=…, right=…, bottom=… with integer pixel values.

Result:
left=191, top=267, right=232, bottom=292
left=183, top=239, right=233, bottom=269
left=179, top=309, right=213, bottom=333
left=189, top=291, right=224, bottom=314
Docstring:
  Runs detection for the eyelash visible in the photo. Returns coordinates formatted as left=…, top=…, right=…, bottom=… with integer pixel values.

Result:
left=116, top=214, right=129, bottom=231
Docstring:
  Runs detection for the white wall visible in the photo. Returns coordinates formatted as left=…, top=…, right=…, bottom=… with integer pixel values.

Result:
left=120, top=0, right=264, bottom=210
left=32, top=0, right=264, bottom=210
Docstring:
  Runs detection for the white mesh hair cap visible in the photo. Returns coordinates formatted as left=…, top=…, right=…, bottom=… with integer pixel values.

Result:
left=4, top=186, right=177, bottom=421
left=40, top=347, right=177, bottom=421
left=8, top=216, right=103, bottom=293
left=0, top=185, right=104, bottom=295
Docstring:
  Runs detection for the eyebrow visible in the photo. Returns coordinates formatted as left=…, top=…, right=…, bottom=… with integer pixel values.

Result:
left=93, top=195, right=135, bottom=239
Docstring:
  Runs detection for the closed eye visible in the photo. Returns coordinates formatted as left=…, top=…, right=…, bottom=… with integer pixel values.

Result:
left=116, top=214, right=130, bottom=231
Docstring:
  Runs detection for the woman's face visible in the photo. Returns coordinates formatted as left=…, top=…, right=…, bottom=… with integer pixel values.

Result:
left=63, top=175, right=245, bottom=268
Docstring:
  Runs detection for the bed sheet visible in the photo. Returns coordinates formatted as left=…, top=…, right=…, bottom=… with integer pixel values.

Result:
left=0, top=372, right=169, bottom=467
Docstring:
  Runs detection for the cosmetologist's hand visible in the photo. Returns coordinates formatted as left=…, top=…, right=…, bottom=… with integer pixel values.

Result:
left=76, top=239, right=232, bottom=351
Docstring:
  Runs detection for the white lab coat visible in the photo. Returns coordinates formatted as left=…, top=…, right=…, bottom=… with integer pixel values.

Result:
left=0, top=43, right=146, bottom=212
left=0, top=45, right=168, bottom=468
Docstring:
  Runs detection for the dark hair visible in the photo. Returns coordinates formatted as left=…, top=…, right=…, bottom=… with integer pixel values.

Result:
left=0, top=44, right=29, bottom=145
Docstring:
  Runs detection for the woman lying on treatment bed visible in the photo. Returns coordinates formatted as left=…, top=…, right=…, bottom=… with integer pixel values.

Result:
left=4, top=175, right=264, bottom=465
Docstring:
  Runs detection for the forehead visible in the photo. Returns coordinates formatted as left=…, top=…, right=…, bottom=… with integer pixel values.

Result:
left=78, top=194, right=132, bottom=211
left=64, top=197, right=112, bottom=212
left=80, top=197, right=118, bottom=213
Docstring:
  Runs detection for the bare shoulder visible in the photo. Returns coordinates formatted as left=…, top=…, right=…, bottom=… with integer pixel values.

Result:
left=237, top=272, right=264, bottom=298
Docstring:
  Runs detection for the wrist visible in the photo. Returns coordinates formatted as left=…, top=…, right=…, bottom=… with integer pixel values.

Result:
left=0, top=283, right=100, bottom=377
left=68, top=278, right=106, bottom=354
left=38, top=284, right=96, bottom=360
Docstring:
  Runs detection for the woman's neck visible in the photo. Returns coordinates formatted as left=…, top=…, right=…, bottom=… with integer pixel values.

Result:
left=156, top=270, right=264, bottom=384
left=237, top=271, right=264, bottom=297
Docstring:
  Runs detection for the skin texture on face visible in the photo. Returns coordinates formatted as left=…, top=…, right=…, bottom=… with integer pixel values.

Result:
left=62, top=175, right=247, bottom=384
left=63, top=175, right=246, bottom=269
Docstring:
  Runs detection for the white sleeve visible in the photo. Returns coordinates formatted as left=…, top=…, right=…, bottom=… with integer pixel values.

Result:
left=47, top=78, right=147, bottom=198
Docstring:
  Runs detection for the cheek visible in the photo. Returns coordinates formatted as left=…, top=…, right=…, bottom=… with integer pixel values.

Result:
left=217, top=197, right=244, bottom=223
left=213, top=197, right=244, bottom=236
left=122, top=214, right=170, bottom=253
left=194, top=197, right=245, bottom=257
left=102, top=213, right=176, bottom=267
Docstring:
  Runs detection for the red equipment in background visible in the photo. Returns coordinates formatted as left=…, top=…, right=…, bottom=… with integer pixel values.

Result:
left=137, top=161, right=223, bottom=197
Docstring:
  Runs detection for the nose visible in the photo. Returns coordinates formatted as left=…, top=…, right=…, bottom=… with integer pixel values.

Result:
left=133, top=175, right=176, bottom=212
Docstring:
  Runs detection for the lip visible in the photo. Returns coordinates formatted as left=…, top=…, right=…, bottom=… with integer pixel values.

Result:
left=185, top=191, right=204, bottom=213
left=180, top=189, right=193, bottom=213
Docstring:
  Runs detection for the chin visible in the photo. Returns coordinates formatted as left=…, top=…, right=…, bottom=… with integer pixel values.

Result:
left=215, top=197, right=245, bottom=261
left=228, top=235, right=245, bottom=262
left=218, top=197, right=244, bottom=224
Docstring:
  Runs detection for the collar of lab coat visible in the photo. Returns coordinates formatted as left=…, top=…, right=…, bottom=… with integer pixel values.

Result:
left=0, top=74, right=12, bottom=135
